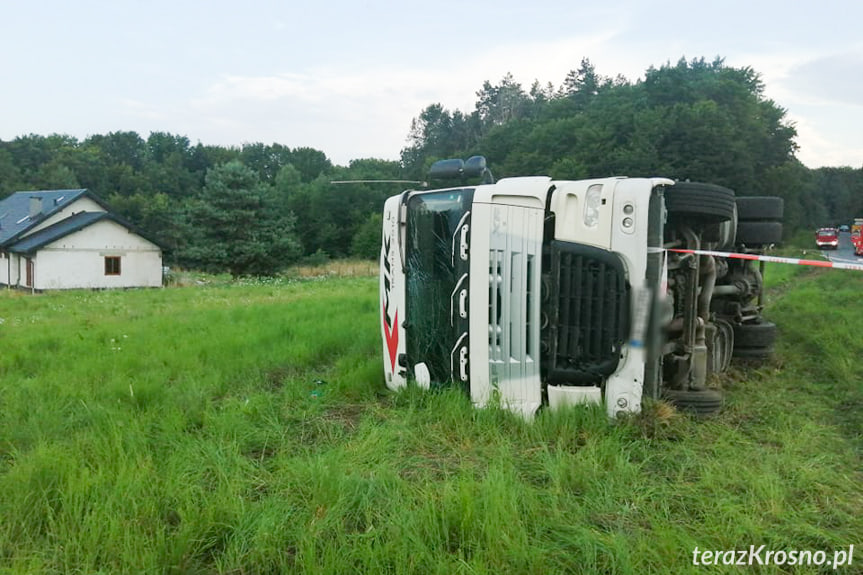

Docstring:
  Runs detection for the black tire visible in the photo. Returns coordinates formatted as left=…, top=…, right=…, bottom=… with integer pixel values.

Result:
left=735, top=196, right=784, bottom=221
left=665, top=182, right=736, bottom=224
left=701, top=209, right=737, bottom=248
left=733, top=346, right=774, bottom=360
left=736, top=221, right=783, bottom=246
left=733, top=320, right=777, bottom=348
left=663, top=388, right=724, bottom=416
left=708, top=318, right=734, bottom=374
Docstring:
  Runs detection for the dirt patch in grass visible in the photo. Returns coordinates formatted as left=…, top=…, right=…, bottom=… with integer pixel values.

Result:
left=322, top=403, right=367, bottom=432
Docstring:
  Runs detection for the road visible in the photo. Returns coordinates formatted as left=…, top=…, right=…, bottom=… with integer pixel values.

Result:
left=824, top=231, right=863, bottom=265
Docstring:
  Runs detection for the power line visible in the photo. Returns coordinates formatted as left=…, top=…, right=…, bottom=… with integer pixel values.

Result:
left=330, top=179, right=427, bottom=186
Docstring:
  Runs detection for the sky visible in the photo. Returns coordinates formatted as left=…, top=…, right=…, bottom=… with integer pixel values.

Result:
left=1, top=0, right=862, bottom=169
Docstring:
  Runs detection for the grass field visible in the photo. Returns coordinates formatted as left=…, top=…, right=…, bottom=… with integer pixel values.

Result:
left=0, top=264, right=861, bottom=574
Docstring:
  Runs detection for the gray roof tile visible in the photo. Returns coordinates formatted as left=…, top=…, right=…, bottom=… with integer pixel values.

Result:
left=0, top=189, right=88, bottom=246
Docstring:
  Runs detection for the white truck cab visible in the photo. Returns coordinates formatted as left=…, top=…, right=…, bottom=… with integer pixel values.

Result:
left=381, top=157, right=782, bottom=418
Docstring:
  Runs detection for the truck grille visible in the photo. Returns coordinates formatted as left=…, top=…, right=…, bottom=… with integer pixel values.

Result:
left=544, top=241, right=630, bottom=384
left=487, top=205, right=543, bottom=388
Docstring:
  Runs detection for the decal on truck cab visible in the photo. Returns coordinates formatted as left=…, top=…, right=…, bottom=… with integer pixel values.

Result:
left=382, top=234, right=399, bottom=372
left=383, top=308, right=399, bottom=372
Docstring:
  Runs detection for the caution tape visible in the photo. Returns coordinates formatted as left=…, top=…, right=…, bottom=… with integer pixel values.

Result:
left=667, top=248, right=863, bottom=272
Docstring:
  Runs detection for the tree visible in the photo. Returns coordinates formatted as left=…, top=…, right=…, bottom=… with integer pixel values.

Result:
left=182, top=160, right=301, bottom=276
left=85, top=131, right=148, bottom=171
left=529, top=80, right=556, bottom=109
left=289, top=147, right=333, bottom=183
left=475, top=73, right=530, bottom=132
left=144, top=132, right=198, bottom=199
left=402, top=104, right=457, bottom=173
left=398, top=56, right=811, bottom=234
left=561, top=57, right=605, bottom=107
left=240, top=142, right=294, bottom=185
left=351, top=212, right=383, bottom=259
left=0, top=145, right=24, bottom=197
left=33, top=161, right=80, bottom=189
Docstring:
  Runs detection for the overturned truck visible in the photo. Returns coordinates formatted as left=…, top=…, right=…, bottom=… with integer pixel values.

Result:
left=380, top=157, right=782, bottom=417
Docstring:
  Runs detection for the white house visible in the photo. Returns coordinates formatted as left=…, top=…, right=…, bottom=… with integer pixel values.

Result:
left=0, top=189, right=163, bottom=290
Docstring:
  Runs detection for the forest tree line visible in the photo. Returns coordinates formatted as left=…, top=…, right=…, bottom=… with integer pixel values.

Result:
left=1, top=57, right=860, bottom=276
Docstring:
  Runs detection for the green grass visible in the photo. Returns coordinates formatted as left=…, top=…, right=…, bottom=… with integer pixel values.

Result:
left=0, top=272, right=861, bottom=574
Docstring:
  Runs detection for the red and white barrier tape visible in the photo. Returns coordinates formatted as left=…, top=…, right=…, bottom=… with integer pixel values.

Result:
left=667, top=248, right=863, bottom=272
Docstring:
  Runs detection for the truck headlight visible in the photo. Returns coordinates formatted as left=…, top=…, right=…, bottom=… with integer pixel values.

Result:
left=583, top=184, right=603, bottom=228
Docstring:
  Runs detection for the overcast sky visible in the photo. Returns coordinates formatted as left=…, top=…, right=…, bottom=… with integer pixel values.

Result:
left=2, top=1, right=861, bottom=169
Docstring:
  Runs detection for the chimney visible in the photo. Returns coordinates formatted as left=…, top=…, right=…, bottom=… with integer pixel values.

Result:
left=29, top=196, right=42, bottom=218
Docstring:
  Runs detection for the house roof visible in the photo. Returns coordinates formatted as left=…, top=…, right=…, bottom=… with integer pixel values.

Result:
left=7, top=211, right=165, bottom=254
left=0, top=189, right=99, bottom=247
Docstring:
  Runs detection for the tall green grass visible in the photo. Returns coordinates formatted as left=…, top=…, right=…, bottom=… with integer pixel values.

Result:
left=0, top=272, right=860, bottom=574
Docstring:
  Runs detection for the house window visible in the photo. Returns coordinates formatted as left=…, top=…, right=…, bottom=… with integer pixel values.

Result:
left=105, top=256, right=121, bottom=276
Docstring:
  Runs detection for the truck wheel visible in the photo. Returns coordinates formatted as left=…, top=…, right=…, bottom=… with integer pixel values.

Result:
left=736, top=221, right=783, bottom=246
left=665, top=182, right=736, bottom=224
left=663, top=388, right=724, bottom=416
left=733, top=320, right=777, bottom=348
left=718, top=207, right=737, bottom=248
left=702, top=206, right=737, bottom=248
left=708, top=319, right=734, bottom=374
left=733, top=346, right=774, bottom=360
left=735, top=197, right=784, bottom=221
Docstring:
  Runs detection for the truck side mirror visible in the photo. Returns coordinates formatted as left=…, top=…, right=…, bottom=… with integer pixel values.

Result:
left=463, top=156, right=486, bottom=177
left=428, top=159, right=465, bottom=179
left=428, top=156, right=494, bottom=184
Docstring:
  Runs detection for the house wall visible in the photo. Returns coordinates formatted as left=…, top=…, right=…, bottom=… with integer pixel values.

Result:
left=32, top=220, right=162, bottom=290
left=1, top=251, right=11, bottom=285
left=25, top=198, right=107, bottom=237
left=0, top=253, right=35, bottom=288
left=0, top=252, right=24, bottom=286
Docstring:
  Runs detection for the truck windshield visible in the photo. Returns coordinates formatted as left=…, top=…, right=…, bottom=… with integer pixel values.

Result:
left=405, top=188, right=473, bottom=386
